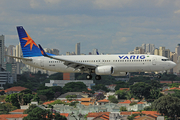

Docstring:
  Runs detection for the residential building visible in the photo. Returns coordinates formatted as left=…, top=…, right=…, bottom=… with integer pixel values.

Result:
left=127, top=102, right=151, bottom=111
left=9, top=109, right=26, bottom=114
left=105, top=92, right=118, bottom=99
left=86, top=112, right=110, bottom=120
left=0, top=86, right=27, bottom=94
left=96, top=99, right=109, bottom=105
left=81, top=98, right=95, bottom=106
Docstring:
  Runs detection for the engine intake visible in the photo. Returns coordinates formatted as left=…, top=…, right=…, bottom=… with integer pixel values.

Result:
left=95, top=66, right=114, bottom=75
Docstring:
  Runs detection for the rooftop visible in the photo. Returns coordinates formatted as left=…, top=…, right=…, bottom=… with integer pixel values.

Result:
left=0, top=114, right=28, bottom=120
left=10, top=109, right=26, bottom=113
left=119, top=100, right=131, bottom=104
left=87, top=112, right=110, bottom=117
left=5, top=86, right=27, bottom=93
left=97, top=99, right=109, bottom=103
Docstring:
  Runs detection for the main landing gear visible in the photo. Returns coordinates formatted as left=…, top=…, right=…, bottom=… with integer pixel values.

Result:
left=86, top=74, right=101, bottom=80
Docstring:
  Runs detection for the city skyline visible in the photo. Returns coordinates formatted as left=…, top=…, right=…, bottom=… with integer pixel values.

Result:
left=1, top=1, right=180, bottom=54
left=4, top=41, right=180, bottom=55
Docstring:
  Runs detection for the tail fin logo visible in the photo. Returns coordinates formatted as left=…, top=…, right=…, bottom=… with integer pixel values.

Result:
left=22, top=31, right=38, bottom=50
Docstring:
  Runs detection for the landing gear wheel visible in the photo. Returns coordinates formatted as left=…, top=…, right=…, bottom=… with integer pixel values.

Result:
left=95, top=75, right=101, bottom=80
left=86, top=74, right=92, bottom=80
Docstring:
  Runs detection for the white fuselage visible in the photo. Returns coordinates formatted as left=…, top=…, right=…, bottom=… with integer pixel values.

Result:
left=22, top=54, right=176, bottom=75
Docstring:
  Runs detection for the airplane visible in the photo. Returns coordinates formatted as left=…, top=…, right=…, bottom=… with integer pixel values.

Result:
left=8, top=26, right=177, bottom=80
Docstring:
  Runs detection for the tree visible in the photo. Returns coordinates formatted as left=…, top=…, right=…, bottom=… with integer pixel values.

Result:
left=23, top=104, right=37, bottom=114
left=115, top=90, right=127, bottom=99
left=108, top=95, right=118, bottom=103
left=91, top=84, right=109, bottom=92
left=37, top=89, right=55, bottom=100
left=20, top=89, right=32, bottom=94
left=127, top=114, right=139, bottom=120
left=115, top=81, right=129, bottom=90
left=120, top=106, right=127, bottom=111
left=0, top=103, right=17, bottom=114
left=130, top=82, right=151, bottom=100
left=125, top=91, right=133, bottom=100
left=150, top=80, right=162, bottom=89
left=23, top=106, right=67, bottom=120
left=63, top=82, right=88, bottom=93
left=95, top=93, right=105, bottom=100
left=152, top=95, right=180, bottom=119
left=5, top=93, right=20, bottom=108
left=148, top=89, right=163, bottom=100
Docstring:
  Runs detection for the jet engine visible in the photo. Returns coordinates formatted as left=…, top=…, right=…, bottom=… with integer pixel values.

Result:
left=95, top=66, right=114, bottom=75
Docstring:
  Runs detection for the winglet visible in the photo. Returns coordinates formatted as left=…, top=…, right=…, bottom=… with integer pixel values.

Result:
left=38, top=44, right=48, bottom=56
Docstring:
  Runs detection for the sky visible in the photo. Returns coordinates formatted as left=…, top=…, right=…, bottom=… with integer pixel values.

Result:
left=1, top=0, right=180, bottom=54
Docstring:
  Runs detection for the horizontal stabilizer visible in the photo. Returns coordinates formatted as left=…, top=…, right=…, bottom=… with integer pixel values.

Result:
left=6, top=55, right=32, bottom=61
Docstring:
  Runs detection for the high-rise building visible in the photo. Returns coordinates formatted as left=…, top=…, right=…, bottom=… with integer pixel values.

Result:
left=154, top=47, right=170, bottom=58
left=0, top=35, right=4, bottom=68
left=51, top=49, right=59, bottom=55
left=175, top=44, right=180, bottom=57
left=16, top=43, right=22, bottom=62
left=92, top=49, right=98, bottom=55
left=75, top=43, right=80, bottom=55
left=142, top=43, right=155, bottom=54
left=7, top=45, right=16, bottom=63
left=133, top=47, right=145, bottom=54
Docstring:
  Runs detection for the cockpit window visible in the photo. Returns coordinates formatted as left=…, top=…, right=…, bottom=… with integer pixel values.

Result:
left=162, top=59, right=170, bottom=61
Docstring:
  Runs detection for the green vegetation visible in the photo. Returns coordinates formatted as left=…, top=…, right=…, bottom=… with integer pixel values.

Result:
left=23, top=106, right=67, bottom=120
left=108, top=95, right=118, bottom=103
left=152, top=95, right=180, bottom=119
left=0, top=103, right=17, bottom=114
left=120, top=106, right=127, bottom=111
left=91, top=84, right=109, bottom=92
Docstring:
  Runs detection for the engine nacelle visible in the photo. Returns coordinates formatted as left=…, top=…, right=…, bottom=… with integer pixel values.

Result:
left=112, top=72, right=127, bottom=76
left=95, top=66, right=114, bottom=75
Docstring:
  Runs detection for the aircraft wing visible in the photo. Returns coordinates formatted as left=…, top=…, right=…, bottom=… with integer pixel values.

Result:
left=38, top=44, right=97, bottom=71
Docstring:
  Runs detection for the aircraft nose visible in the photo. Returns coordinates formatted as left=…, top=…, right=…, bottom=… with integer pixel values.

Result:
left=170, top=61, right=176, bottom=68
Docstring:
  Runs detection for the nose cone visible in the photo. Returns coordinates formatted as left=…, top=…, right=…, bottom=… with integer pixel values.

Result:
left=170, top=61, right=177, bottom=68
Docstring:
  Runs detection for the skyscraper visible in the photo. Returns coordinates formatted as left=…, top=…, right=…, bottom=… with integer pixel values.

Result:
left=7, top=45, right=16, bottom=63
left=175, top=44, right=180, bottom=57
left=16, top=43, right=22, bottom=62
left=92, top=49, right=99, bottom=55
left=142, top=43, right=155, bottom=54
left=75, top=43, right=80, bottom=55
left=0, top=35, right=4, bottom=68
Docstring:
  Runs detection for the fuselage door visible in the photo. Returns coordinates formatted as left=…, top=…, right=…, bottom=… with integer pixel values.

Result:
left=152, top=57, right=156, bottom=65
